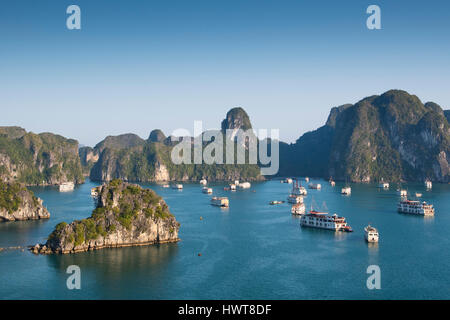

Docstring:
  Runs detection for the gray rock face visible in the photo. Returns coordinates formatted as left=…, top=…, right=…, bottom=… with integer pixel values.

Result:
left=148, top=129, right=166, bottom=143
left=32, top=180, right=179, bottom=254
left=0, top=182, right=50, bottom=222
left=0, top=127, right=84, bottom=186
left=279, top=90, right=450, bottom=182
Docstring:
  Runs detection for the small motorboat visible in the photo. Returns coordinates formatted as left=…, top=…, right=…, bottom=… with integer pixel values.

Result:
left=269, top=200, right=284, bottom=205
left=341, top=225, right=353, bottom=232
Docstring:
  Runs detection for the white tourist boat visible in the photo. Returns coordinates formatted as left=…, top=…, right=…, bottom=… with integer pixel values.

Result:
left=229, top=184, right=237, bottom=191
left=341, top=186, right=351, bottom=195
left=308, top=183, right=321, bottom=190
left=289, top=179, right=307, bottom=197
left=280, top=178, right=293, bottom=184
left=59, top=182, right=74, bottom=192
left=329, top=178, right=336, bottom=187
left=305, top=177, right=310, bottom=183
left=300, top=210, right=353, bottom=232
left=398, top=199, right=434, bottom=216
left=287, top=194, right=303, bottom=204
left=291, top=203, right=306, bottom=215
left=397, top=189, right=407, bottom=197
left=415, top=192, right=422, bottom=198
left=364, top=225, right=379, bottom=243
left=425, top=180, right=432, bottom=189
left=378, top=182, right=389, bottom=189
left=162, top=184, right=170, bottom=188
left=90, top=186, right=100, bottom=197
left=238, top=182, right=251, bottom=189
left=202, top=187, right=212, bottom=194
left=211, top=197, right=229, bottom=207
left=200, top=179, right=207, bottom=185
left=172, top=184, right=183, bottom=190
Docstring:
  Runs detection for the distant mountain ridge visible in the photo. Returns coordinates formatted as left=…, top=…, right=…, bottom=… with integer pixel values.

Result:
left=279, top=90, right=450, bottom=182
left=3, top=90, right=447, bottom=185
left=88, top=108, right=262, bottom=182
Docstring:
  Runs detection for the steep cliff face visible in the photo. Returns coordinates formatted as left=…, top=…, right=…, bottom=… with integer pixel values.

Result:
left=280, top=90, right=450, bottom=182
left=78, top=146, right=99, bottom=176
left=32, top=180, right=179, bottom=254
left=0, top=127, right=84, bottom=186
left=221, top=107, right=254, bottom=143
left=0, top=181, right=49, bottom=222
left=89, top=108, right=262, bottom=182
left=445, top=110, right=450, bottom=123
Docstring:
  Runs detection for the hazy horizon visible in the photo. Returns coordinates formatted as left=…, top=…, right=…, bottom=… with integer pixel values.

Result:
left=1, top=0, right=450, bottom=146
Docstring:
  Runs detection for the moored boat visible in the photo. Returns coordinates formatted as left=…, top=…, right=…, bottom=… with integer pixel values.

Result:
left=398, top=199, right=434, bottom=216
left=308, top=183, right=321, bottom=190
left=202, top=187, right=213, bottom=194
left=200, top=179, right=207, bottom=185
left=364, top=225, right=379, bottom=243
left=378, top=182, right=389, bottom=189
left=171, top=184, right=183, bottom=190
left=300, top=210, right=352, bottom=232
left=91, top=186, right=100, bottom=197
left=269, top=200, right=284, bottom=205
left=59, top=182, right=74, bottom=192
left=425, top=180, right=432, bottom=189
left=291, top=203, right=306, bottom=215
left=211, top=197, right=229, bottom=207
left=341, top=186, right=351, bottom=195
left=287, top=194, right=303, bottom=204
left=397, top=189, right=407, bottom=197
left=238, top=182, right=251, bottom=189
left=290, top=178, right=307, bottom=197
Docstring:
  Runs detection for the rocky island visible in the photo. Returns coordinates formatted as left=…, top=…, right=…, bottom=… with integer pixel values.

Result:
left=0, top=181, right=49, bottom=222
left=31, top=179, right=180, bottom=254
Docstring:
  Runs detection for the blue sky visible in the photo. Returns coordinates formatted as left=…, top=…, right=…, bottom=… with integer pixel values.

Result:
left=1, top=0, right=450, bottom=146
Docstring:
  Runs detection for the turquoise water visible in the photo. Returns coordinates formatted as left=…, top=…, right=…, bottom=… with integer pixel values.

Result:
left=1, top=179, right=449, bottom=299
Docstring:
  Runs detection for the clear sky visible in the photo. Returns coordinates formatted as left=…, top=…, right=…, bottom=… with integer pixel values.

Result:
left=1, top=0, right=449, bottom=146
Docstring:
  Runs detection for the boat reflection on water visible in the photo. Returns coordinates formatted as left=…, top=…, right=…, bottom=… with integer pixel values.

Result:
left=367, top=242, right=379, bottom=251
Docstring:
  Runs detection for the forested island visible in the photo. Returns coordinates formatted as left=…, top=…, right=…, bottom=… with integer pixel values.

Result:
left=31, top=179, right=180, bottom=254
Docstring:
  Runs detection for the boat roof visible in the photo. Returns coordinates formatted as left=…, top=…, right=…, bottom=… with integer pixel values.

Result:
left=309, top=210, right=328, bottom=215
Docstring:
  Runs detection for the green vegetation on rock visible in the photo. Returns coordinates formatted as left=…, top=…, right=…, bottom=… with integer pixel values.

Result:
left=43, top=180, right=179, bottom=254
left=0, top=127, right=84, bottom=186
left=279, top=90, right=450, bottom=183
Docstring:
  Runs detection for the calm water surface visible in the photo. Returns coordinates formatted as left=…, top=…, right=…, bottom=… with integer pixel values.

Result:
left=1, top=179, right=449, bottom=299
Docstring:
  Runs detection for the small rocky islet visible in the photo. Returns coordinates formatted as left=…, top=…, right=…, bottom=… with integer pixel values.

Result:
left=31, top=179, right=180, bottom=254
left=0, top=181, right=49, bottom=222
